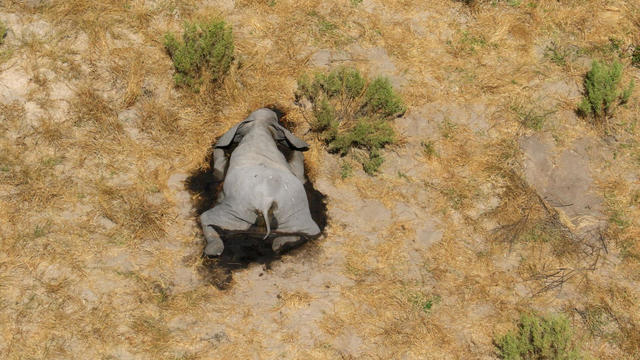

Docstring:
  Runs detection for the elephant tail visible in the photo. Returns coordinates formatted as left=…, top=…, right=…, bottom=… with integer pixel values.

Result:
left=261, top=200, right=277, bottom=240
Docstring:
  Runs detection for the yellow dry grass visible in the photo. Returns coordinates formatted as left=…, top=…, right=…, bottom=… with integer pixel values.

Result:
left=1, top=0, right=640, bottom=358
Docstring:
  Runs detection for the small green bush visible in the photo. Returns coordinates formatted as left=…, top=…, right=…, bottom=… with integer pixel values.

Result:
left=296, top=67, right=405, bottom=175
left=163, top=20, right=234, bottom=91
left=577, top=60, right=634, bottom=124
left=496, top=313, right=582, bottom=360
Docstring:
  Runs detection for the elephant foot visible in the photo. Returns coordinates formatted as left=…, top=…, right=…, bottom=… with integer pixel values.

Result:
left=203, top=226, right=224, bottom=256
left=272, top=235, right=301, bottom=253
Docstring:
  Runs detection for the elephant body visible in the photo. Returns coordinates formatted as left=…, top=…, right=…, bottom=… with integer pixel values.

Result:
left=200, top=108, right=321, bottom=256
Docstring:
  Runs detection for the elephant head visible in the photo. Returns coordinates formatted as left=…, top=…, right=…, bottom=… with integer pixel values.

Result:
left=211, top=108, right=309, bottom=181
left=215, top=108, right=309, bottom=150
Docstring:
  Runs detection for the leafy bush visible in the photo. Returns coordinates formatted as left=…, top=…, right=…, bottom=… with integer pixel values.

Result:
left=163, top=20, right=234, bottom=91
left=496, top=313, right=582, bottom=360
left=577, top=60, right=634, bottom=124
left=296, top=67, right=405, bottom=175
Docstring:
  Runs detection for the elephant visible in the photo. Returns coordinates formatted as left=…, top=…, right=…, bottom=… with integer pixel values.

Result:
left=200, top=108, right=321, bottom=256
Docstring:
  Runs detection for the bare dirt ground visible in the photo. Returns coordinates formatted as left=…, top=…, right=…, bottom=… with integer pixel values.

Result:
left=1, top=0, right=640, bottom=358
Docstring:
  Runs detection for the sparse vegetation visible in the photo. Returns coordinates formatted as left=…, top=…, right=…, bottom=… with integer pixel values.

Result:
left=496, top=313, right=581, bottom=360
left=296, top=67, right=405, bottom=175
left=512, top=105, right=555, bottom=131
left=632, top=46, right=640, bottom=68
left=408, top=292, right=440, bottom=314
left=447, top=30, right=488, bottom=55
left=421, top=140, right=437, bottom=158
left=0, top=21, right=7, bottom=46
left=544, top=43, right=582, bottom=67
left=576, top=305, right=617, bottom=339
left=577, top=60, right=634, bottom=125
left=340, top=162, right=353, bottom=179
left=606, top=193, right=631, bottom=230
left=440, top=118, right=457, bottom=139
left=588, top=38, right=625, bottom=60
left=163, top=20, right=234, bottom=91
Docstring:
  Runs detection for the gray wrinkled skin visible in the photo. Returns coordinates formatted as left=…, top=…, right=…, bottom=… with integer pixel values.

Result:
left=200, top=108, right=321, bottom=256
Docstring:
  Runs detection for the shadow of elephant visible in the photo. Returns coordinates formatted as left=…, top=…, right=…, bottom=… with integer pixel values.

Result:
left=184, top=111, right=328, bottom=289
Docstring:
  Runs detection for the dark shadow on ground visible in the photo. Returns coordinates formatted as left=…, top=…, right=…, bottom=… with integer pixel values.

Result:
left=185, top=107, right=328, bottom=289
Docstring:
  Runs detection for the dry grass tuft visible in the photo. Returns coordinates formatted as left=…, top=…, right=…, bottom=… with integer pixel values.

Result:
left=71, top=86, right=121, bottom=135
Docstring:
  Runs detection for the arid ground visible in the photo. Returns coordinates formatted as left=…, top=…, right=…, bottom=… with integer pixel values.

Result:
left=1, top=0, right=640, bottom=358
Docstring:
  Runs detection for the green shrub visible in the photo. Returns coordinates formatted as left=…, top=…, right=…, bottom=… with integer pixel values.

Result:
left=296, top=67, right=405, bottom=175
left=163, top=20, right=234, bottom=91
left=496, top=313, right=582, bottom=360
left=577, top=60, right=634, bottom=124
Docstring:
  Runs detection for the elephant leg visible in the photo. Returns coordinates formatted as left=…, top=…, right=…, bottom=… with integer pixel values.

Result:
left=288, top=150, right=306, bottom=183
left=272, top=184, right=321, bottom=237
left=272, top=235, right=302, bottom=253
left=275, top=208, right=321, bottom=237
left=212, top=148, right=228, bottom=182
left=200, top=202, right=256, bottom=256
left=202, top=226, right=224, bottom=256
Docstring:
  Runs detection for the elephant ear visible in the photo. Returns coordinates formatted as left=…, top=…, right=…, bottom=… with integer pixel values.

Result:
left=275, top=123, right=310, bottom=151
left=214, top=122, right=245, bottom=148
